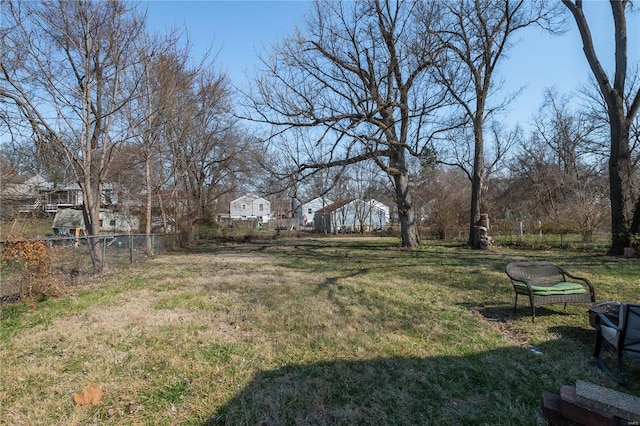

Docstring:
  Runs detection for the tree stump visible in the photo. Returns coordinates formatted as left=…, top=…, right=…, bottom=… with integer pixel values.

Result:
left=474, top=213, right=493, bottom=249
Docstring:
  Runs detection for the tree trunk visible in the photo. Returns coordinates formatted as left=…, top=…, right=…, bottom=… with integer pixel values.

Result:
left=391, top=148, right=420, bottom=248
left=608, top=112, right=632, bottom=254
left=395, top=173, right=420, bottom=247
left=182, top=224, right=199, bottom=248
left=82, top=178, right=105, bottom=273
left=145, top=149, right=154, bottom=256
left=468, top=119, right=485, bottom=248
left=562, top=0, right=640, bottom=255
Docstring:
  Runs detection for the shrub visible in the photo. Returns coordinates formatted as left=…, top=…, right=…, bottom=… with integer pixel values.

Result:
left=1, top=239, right=65, bottom=299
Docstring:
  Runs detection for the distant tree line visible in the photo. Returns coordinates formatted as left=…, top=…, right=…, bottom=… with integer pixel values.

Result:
left=0, top=0, right=260, bottom=273
left=1, top=0, right=639, bottom=274
left=242, top=0, right=639, bottom=253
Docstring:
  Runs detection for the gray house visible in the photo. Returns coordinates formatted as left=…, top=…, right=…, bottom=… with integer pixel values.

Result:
left=293, top=196, right=333, bottom=227
left=229, top=194, right=271, bottom=222
left=0, top=173, right=51, bottom=213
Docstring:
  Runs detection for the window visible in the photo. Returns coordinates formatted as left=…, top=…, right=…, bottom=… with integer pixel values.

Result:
left=308, top=208, right=312, bottom=214
left=259, top=204, right=264, bottom=211
left=242, top=204, right=246, bottom=210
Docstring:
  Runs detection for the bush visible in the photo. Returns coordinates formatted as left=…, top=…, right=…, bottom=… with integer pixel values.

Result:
left=1, top=239, right=65, bottom=299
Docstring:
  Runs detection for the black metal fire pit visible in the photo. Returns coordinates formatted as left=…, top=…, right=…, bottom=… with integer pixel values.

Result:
left=588, top=301, right=621, bottom=328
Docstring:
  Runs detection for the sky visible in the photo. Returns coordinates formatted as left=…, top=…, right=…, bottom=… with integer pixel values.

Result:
left=143, top=1, right=640, bottom=132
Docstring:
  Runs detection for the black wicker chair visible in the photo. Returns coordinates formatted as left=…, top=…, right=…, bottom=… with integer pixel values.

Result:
left=594, top=303, right=640, bottom=385
left=505, top=261, right=595, bottom=322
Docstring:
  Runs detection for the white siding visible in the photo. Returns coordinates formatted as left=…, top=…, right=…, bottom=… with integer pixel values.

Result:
left=229, top=194, right=271, bottom=221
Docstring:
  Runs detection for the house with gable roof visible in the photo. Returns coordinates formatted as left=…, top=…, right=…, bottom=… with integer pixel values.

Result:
left=313, top=198, right=389, bottom=233
left=229, top=194, right=271, bottom=222
left=1, top=173, right=51, bottom=213
left=293, top=196, right=333, bottom=227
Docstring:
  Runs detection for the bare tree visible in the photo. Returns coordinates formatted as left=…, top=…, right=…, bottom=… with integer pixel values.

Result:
left=245, top=0, right=447, bottom=248
left=533, top=89, right=600, bottom=172
left=562, top=0, right=640, bottom=254
left=504, top=89, right=608, bottom=240
left=169, top=70, right=246, bottom=246
left=427, top=0, right=562, bottom=248
left=124, top=34, right=189, bottom=254
left=0, top=0, right=146, bottom=273
left=131, top=47, right=246, bottom=247
left=418, top=166, right=471, bottom=239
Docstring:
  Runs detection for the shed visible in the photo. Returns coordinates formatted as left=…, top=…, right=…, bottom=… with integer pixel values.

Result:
left=52, top=209, right=139, bottom=235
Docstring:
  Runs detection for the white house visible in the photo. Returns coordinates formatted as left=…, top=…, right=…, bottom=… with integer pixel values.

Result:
left=2, top=173, right=49, bottom=198
left=44, top=182, right=84, bottom=213
left=229, top=194, right=271, bottom=222
left=369, top=199, right=390, bottom=228
left=314, top=199, right=389, bottom=233
left=0, top=173, right=122, bottom=214
left=293, top=196, right=333, bottom=227
left=1, top=174, right=51, bottom=212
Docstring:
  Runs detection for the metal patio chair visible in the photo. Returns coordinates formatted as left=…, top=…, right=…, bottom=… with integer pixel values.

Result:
left=594, top=302, right=640, bottom=385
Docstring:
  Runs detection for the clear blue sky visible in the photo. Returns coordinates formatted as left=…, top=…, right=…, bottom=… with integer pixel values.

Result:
left=143, top=1, right=639, bottom=132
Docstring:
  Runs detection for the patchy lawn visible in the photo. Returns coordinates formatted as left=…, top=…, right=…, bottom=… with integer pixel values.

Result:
left=1, top=237, right=639, bottom=425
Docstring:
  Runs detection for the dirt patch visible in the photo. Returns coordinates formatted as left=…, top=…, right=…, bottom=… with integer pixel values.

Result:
left=470, top=305, right=538, bottom=351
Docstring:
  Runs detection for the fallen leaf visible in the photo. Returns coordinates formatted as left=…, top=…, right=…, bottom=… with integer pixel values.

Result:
left=73, top=382, right=104, bottom=405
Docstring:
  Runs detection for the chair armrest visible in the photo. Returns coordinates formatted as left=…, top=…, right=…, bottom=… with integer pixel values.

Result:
left=559, top=268, right=595, bottom=292
left=509, top=277, right=534, bottom=292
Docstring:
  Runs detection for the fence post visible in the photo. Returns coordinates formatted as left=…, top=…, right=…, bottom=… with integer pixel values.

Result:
left=102, top=236, right=106, bottom=274
left=130, top=234, right=134, bottom=264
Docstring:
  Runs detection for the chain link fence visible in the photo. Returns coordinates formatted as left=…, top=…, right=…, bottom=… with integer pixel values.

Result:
left=1, top=233, right=181, bottom=304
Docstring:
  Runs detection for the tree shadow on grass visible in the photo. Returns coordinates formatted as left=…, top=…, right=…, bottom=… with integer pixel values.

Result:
left=204, top=346, right=577, bottom=426
left=548, top=325, right=595, bottom=348
left=203, top=324, right=640, bottom=425
left=468, top=303, right=583, bottom=324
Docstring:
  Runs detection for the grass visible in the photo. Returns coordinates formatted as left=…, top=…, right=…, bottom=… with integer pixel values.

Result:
left=0, top=216, right=54, bottom=240
left=1, top=236, right=639, bottom=425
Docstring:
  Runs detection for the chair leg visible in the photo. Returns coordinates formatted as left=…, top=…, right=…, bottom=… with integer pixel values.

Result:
left=529, top=295, right=535, bottom=322
left=594, top=329, right=627, bottom=385
left=595, top=355, right=620, bottom=383
left=513, top=294, right=518, bottom=314
left=594, top=329, right=603, bottom=358
left=617, top=354, right=628, bottom=386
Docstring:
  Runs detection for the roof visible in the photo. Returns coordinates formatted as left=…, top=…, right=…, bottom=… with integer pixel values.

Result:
left=301, top=196, right=333, bottom=206
left=315, top=198, right=355, bottom=214
left=5, top=173, right=46, bottom=185
left=231, top=193, right=269, bottom=204
left=52, top=209, right=85, bottom=229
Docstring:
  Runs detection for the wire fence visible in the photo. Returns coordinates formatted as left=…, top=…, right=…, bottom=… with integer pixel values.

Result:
left=1, top=233, right=181, bottom=303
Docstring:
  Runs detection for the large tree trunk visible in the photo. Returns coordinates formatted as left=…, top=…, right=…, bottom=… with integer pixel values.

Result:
left=608, top=112, right=632, bottom=254
left=391, top=148, right=420, bottom=248
left=395, top=172, right=420, bottom=248
left=180, top=219, right=199, bottom=248
left=562, top=0, right=640, bottom=255
left=468, top=120, right=485, bottom=248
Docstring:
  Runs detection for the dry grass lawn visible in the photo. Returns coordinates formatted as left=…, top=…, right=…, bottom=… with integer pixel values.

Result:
left=1, top=237, right=639, bottom=425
